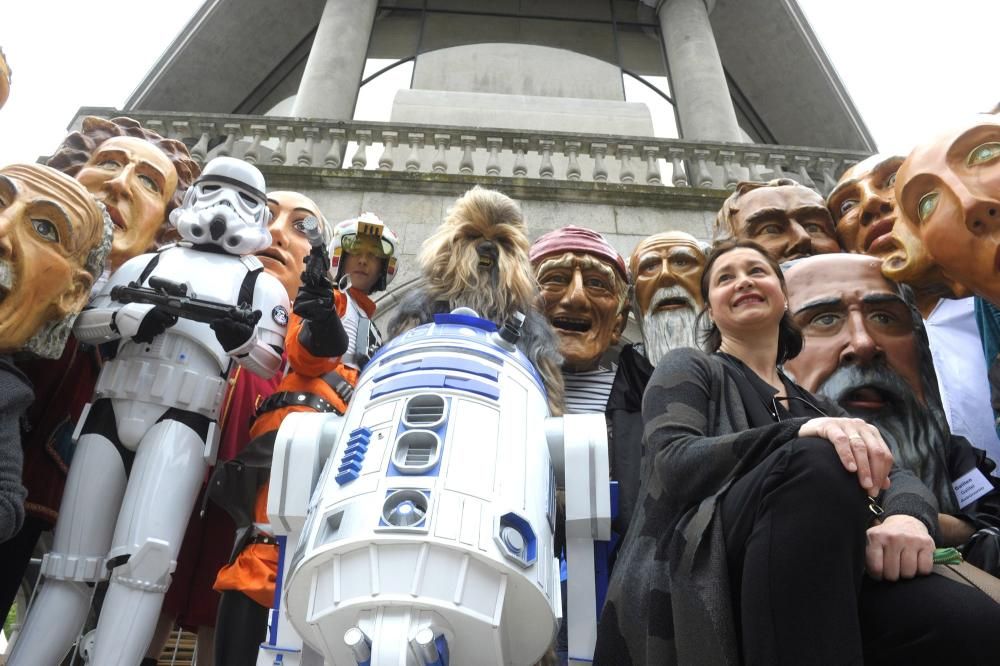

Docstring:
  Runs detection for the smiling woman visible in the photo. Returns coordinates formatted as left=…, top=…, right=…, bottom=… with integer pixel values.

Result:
left=595, top=239, right=1000, bottom=665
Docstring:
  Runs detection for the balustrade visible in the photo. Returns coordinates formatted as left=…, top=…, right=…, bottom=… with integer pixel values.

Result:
left=70, top=107, right=871, bottom=195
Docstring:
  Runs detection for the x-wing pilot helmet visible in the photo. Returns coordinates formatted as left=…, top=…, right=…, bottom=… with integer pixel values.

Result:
left=169, top=156, right=272, bottom=255
left=330, top=212, right=399, bottom=293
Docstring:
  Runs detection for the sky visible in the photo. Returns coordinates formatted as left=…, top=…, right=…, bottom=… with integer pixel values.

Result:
left=0, top=0, right=995, bottom=164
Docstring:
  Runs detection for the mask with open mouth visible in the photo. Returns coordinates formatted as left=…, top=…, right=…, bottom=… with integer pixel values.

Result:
left=816, top=360, right=957, bottom=512
left=640, top=285, right=700, bottom=364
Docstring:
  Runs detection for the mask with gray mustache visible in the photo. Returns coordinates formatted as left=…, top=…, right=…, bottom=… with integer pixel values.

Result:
left=639, top=284, right=700, bottom=366
left=816, top=360, right=957, bottom=514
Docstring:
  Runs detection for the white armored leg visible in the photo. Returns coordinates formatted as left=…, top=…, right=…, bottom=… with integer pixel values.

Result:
left=88, top=417, right=208, bottom=666
left=7, top=431, right=126, bottom=666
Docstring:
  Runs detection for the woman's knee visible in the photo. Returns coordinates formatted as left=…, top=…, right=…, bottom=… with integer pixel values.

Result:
left=780, top=438, right=867, bottom=508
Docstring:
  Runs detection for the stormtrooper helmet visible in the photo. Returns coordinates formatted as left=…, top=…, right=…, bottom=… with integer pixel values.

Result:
left=170, top=157, right=272, bottom=254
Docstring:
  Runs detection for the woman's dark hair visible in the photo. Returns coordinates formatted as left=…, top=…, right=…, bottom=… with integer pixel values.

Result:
left=696, top=238, right=803, bottom=363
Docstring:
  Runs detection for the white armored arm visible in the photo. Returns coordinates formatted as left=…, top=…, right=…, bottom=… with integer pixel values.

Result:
left=228, top=269, right=288, bottom=379
left=73, top=253, right=160, bottom=344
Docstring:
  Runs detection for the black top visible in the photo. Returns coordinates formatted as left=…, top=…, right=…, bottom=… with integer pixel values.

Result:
left=716, top=352, right=825, bottom=427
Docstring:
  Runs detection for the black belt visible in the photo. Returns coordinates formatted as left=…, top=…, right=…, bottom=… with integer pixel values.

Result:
left=248, top=533, right=277, bottom=546
left=255, top=391, right=335, bottom=417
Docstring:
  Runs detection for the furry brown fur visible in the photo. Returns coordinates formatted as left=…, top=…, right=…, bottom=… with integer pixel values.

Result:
left=387, top=187, right=565, bottom=414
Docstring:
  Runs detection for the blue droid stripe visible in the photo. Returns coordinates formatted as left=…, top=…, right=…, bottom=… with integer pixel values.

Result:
left=372, top=356, right=500, bottom=384
left=370, top=373, right=500, bottom=401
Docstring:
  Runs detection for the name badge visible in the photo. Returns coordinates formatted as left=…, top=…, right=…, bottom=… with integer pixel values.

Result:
left=952, top=467, right=995, bottom=509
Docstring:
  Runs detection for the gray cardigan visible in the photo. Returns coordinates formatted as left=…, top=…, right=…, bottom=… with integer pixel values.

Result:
left=594, top=348, right=938, bottom=665
left=0, top=355, right=31, bottom=543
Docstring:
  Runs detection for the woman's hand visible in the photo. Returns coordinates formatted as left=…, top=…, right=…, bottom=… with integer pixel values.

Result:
left=798, top=417, right=893, bottom=496
left=865, top=514, right=935, bottom=581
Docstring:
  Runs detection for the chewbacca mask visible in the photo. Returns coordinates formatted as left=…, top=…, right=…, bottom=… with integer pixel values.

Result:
left=387, top=187, right=564, bottom=414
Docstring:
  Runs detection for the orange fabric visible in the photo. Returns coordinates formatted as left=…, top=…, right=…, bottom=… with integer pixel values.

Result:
left=214, top=484, right=277, bottom=606
left=214, top=289, right=372, bottom=606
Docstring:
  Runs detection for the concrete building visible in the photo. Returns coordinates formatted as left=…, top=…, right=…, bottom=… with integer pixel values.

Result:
left=74, top=0, right=874, bottom=324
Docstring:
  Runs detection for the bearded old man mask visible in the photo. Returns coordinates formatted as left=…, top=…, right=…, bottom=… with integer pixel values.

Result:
left=715, top=178, right=840, bottom=263
left=628, top=231, right=705, bottom=365
left=783, top=253, right=957, bottom=511
left=0, top=163, right=112, bottom=358
left=892, top=114, right=1000, bottom=307
left=530, top=225, right=629, bottom=372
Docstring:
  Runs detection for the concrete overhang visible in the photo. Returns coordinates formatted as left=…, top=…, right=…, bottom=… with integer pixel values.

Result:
left=127, top=0, right=875, bottom=152
left=710, top=0, right=877, bottom=152
left=125, top=0, right=324, bottom=114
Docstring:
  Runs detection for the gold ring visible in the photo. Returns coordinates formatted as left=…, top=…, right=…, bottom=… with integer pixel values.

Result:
left=848, top=435, right=864, bottom=442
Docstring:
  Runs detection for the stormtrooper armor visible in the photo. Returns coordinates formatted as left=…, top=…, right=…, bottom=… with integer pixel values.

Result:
left=8, top=158, right=289, bottom=666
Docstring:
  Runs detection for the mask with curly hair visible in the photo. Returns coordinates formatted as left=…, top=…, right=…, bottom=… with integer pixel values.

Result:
left=387, top=187, right=565, bottom=414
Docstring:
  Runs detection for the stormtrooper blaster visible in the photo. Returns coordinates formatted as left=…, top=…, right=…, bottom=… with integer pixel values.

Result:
left=110, top=276, right=261, bottom=327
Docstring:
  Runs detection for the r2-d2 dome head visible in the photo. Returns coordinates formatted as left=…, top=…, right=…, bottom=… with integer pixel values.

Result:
left=169, top=157, right=272, bottom=255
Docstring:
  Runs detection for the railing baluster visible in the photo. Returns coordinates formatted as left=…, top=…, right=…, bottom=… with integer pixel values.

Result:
left=191, top=123, right=214, bottom=164
left=432, top=134, right=450, bottom=174
left=817, top=158, right=838, bottom=196
left=459, top=135, right=476, bottom=175
left=298, top=127, right=318, bottom=166
left=742, top=151, right=765, bottom=182
left=406, top=132, right=424, bottom=172
left=272, top=126, right=292, bottom=165
left=717, top=150, right=739, bottom=190
left=379, top=131, right=397, bottom=171
left=668, top=147, right=688, bottom=187
left=539, top=140, right=555, bottom=179
left=692, top=149, right=714, bottom=188
left=324, top=128, right=345, bottom=168
left=352, top=129, right=371, bottom=169
left=565, top=141, right=582, bottom=181
left=767, top=154, right=787, bottom=181
left=643, top=146, right=661, bottom=185
left=793, top=155, right=816, bottom=189
left=486, top=138, right=502, bottom=176
left=591, top=143, right=608, bottom=183
left=218, top=123, right=241, bottom=157
left=243, top=124, right=267, bottom=164
left=618, top=144, right=635, bottom=184
left=512, top=138, right=528, bottom=177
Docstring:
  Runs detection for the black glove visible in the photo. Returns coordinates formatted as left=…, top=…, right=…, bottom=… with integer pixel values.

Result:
left=132, top=306, right=178, bottom=344
left=211, top=317, right=256, bottom=353
left=293, top=276, right=336, bottom=323
left=294, top=284, right=348, bottom=359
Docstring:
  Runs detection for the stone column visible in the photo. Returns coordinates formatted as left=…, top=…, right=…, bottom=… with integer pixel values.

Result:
left=658, top=0, right=743, bottom=143
left=292, top=0, right=378, bottom=120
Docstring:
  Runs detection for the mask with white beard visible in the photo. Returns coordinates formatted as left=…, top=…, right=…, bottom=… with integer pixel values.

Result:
left=638, top=284, right=701, bottom=366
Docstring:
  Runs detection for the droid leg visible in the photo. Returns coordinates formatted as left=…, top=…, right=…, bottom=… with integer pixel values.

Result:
left=87, top=417, right=209, bottom=666
left=552, top=414, right=611, bottom=666
left=257, top=412, right=343, bottom=666
left=7, top=429, right=127, bottom=665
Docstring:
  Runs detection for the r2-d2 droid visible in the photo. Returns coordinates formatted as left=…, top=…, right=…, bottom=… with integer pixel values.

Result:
left=264, top=311, right=610, bottom=665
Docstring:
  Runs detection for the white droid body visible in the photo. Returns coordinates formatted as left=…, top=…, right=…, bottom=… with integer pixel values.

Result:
left=8, top=158, right=288, bottom=666
left=265, top=312, right=610, bottom=666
